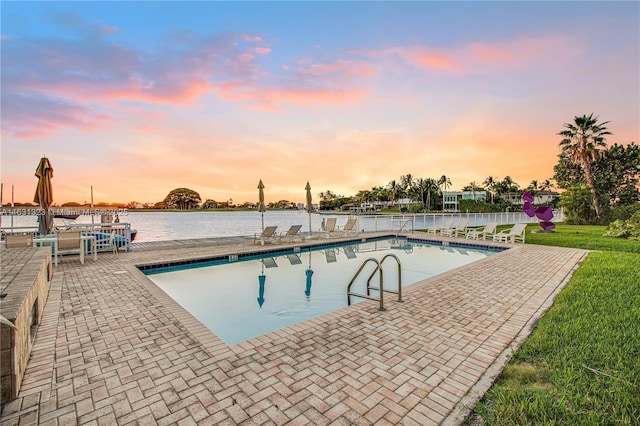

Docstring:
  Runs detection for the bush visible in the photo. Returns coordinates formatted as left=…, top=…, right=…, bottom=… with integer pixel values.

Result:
left=560, top=184, right=596, bottom=224
left=604, top=209, right=640, bottom=240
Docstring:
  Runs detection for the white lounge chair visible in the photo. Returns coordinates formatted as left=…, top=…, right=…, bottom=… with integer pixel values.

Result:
left=322, top=218, right=338, bottom=238
left=254, top=226, right=279, bottom=245
left=441, top=219, right=469, bottom=237
left=281, top=225, right=303, bottom=243
left=493, top=223, right=527, bottom=243
left=340, top=218, right=358, bottom=235
left=426, top=219, right=454, bottom=235
left=466, top=222, right=498, bottom=241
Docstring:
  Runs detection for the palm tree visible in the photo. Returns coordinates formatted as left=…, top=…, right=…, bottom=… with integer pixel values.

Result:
left=424, top=178, right=437, bottom=211
left=558, top=114, right=611, bottom=218
left=438, top=175, right=452, bottom=211
left=483, top=176, right=496, bottom=204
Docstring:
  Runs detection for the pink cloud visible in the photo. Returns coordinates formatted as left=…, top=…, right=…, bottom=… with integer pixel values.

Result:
left=379, top=36, right=572, bottom=74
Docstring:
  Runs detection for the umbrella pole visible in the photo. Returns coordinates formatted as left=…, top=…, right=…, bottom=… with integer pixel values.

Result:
left=308, top=212, right=312, bottom=237
left=11, top=185, right=14, bottom=231
left=91, top=185, right=94, bottom=224
left=261, top=213, right=264, bottom=232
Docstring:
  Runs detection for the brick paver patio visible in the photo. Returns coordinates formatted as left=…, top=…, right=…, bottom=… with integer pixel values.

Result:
left=0, top=233, right=587, bottom=425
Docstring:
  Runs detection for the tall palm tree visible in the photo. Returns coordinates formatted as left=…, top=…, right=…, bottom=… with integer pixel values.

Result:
left=483, top=176, right=496, bottom=204
left=438, top=175, right=452, bottom=211
left=558, top=114, right=611, bottom=218
left=424, top=178, right=437, bottom=211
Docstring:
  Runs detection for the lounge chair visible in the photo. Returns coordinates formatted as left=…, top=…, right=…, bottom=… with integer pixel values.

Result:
left=262, top=257, right=278, bottom=268
left=281, top=225, right=303, bottom=243
left=322, top=218, right=338, bottom=238
left=324, top=248, right=338, bottom=263
left=466, top=222, right=498, bottom=241
left=340, top=218, right=358, bottom=235
left=56, top=231, right=85, bottom=264
left=493, top=223, right=527, bottom=243
left=4, top=234, right=34, bottom=248
left=426, top=219, right=454, bottom=235
left=343, top=245, right=357, bottom=259
left=254, top=226, right=279, bottom=245
left=441, top=219, right=469, bottom=237
left=286, top=254, right=302, bottom=265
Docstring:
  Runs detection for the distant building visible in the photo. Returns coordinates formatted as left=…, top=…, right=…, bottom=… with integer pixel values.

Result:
left=443, top=191, right=487, bottom=211
left=533, top=191, right=560, bottom=205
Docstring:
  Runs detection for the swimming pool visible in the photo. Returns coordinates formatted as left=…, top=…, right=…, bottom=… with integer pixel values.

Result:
left=142, top=237, right=500, bottom=345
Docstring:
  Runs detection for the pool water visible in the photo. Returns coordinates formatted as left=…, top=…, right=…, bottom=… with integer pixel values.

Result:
left=143, top=237, right=496, bottom=345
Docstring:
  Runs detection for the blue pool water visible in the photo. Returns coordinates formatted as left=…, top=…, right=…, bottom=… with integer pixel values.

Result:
left=143, top=237, right=499, bottom=345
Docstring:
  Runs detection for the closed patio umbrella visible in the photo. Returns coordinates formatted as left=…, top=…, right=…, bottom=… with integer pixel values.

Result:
left=305, top=181, right=313, bottom=236
left=258, top=179, right=266, bottom=231
left=34, top=157, right=54, bottom=235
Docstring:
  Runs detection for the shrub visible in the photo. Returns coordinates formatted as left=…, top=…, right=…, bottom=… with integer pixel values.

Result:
left=604, top=209, right=640, bottom=240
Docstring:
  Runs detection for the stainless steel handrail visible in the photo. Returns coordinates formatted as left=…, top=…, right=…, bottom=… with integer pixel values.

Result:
left=366, top=253, right=403, bottom=303
left=346, top=253, right=403, bottom=311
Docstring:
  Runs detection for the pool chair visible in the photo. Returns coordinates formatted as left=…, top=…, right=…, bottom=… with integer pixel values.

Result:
left=324, top=248, right=338, bottom=263
left=340, top=218, right=358, bottom=236
left=281, top=225, right=303, bottom=243
left=254, top=226, right=279, bottom=245
left=466, top=222, right=498, bottom=241
left=262, top=257, right=278, bottom=268
left=287, top=254, right=302, bottom=265
left=56, top=231, right=85, bottom=265
left=4, top=233, right=34, bottom=248
left=441, top=219, right=469, bottom=237
left=322, top=218, right=338, bottom=238
left=343, top=246, right=357, bottom=259
left=426, top=219, right=454, bottom=235
left=493, top=223, right=527, bottom=243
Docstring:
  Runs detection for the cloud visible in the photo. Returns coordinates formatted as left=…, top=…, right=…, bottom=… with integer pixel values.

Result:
left=1, top=90, right=112, bottom=138
left=378, top=36, right=573, bottom=75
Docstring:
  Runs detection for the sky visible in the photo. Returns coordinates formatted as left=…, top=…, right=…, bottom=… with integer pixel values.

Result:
left=1, top=1, right=639, bottom=206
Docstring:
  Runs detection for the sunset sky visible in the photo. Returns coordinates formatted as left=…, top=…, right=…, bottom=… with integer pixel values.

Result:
left=2, top=1, right=638, bottom=206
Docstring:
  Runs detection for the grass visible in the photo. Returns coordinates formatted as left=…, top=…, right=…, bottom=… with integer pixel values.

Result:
left=467, top=224, right=640, bottom=425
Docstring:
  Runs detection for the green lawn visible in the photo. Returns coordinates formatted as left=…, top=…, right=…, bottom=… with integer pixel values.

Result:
left=468, top=224, right=640, bottom=425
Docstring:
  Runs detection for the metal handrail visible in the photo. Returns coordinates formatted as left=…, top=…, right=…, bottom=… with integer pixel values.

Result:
left=366, top=253, right=403, bottom=303
left=346, top=253, right=403, bottom=311
left=347, top=258, right=385, bottom=311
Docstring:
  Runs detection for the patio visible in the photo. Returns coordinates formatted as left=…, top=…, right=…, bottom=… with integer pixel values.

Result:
left=0, top=233, right=587, bottom=425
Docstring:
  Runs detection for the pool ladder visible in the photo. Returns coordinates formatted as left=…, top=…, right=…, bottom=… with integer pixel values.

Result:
left=347, top=253, right=403, bottom=311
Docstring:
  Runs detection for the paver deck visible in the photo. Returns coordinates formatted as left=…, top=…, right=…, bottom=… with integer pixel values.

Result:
left=0, top=233, right=587, bottom=425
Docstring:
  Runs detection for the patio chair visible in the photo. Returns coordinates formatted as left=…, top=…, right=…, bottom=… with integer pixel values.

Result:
left=281, top=225, right=303, bottom=243
left=343, top=245, right=357, bottom=259
left=340, top=218, right=358, bottom=235
left=95, top=230, right=118, bottom=255
left=493, top=223, right=527, bottom=243
left=426, top=219, right=454, bottom=235
left=4, top=234, right=34, bottom=248
left=466, top=222, right=498, bottom=241
left=56, top=231, right=85, bottom=264
left=254, top=226, right=279, bottom=245
left=441, top=219, right=469, bottom=237
left=322, top=218, right=338, bottom=238
left=324, top=248, right=338, bottom=263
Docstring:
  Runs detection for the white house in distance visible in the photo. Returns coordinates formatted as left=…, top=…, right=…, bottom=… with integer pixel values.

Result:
left=504, top=190, right=561, bottom=205
left=443, top=191, right=487, bottom=211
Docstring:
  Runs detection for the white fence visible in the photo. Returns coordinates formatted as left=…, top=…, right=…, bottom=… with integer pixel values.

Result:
left=350, top=210, right=565, bottom=234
